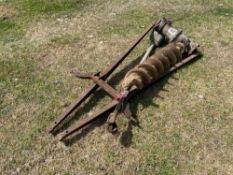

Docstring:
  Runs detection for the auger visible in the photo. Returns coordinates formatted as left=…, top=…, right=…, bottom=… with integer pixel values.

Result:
left=48, top=17, right=201, bottom=142
left=122, top=42, right=184, bottom=91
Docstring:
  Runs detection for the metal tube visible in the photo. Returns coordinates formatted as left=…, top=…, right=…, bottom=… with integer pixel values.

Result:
left=140, top=44, right=155, bottom=64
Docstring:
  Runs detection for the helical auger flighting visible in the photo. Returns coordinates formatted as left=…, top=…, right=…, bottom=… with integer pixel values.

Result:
left=122, top=42, right=185, bottom=91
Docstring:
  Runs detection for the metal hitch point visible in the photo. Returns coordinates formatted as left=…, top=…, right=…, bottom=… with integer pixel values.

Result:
left=48, top=18, right=201, bottom=142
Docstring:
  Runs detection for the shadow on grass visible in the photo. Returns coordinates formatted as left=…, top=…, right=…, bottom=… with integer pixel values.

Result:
left=56, top=50, right=202, bottom=146
left=120, top=76, right=171, bottom=147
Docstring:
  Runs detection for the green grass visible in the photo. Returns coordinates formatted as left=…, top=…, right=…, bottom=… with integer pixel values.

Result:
left=0, top=0, right=233, bottom=174
left=214, top=7, right=233, bottom=16
left=0, top=0, right=90, bottom=43
left=14, top=0, right=89, bottom=16
left=0, top=17, right=24, bottom=43
left=50, top=34, right=80, bottom=45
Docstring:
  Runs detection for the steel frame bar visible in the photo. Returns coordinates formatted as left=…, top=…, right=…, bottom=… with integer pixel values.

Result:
left=91, top=76, right=118, bottom=99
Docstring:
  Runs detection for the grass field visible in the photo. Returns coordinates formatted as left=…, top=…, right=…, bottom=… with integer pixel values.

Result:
left=0, top=0, right=233, bottom=174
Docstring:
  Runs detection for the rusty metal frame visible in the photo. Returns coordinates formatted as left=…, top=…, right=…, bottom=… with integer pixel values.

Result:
left=48, top=19, right=201, bottom=142
left=48, top=20, right=159, bottom=133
